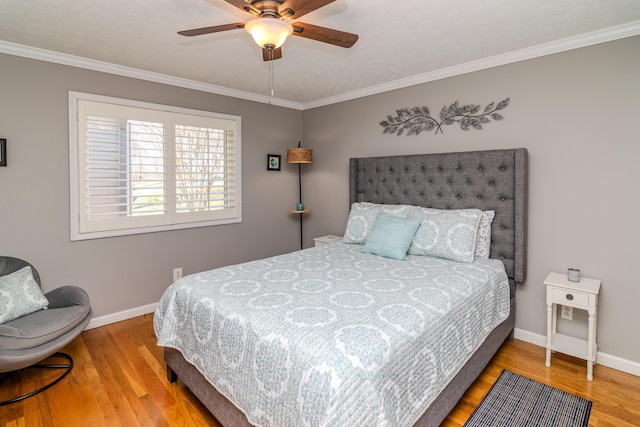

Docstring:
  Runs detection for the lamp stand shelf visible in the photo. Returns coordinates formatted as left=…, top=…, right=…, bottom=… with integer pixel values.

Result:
left=289, top=209, right=310, bottom=250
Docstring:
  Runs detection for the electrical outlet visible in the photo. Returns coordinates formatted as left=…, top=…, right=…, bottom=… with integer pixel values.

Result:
left=561, top=305, right=573, bottom=320
left=173, top=267, right=182, bottom=282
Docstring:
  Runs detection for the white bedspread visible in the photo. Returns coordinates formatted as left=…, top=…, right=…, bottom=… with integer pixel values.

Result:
left=154, top=243, right=510, bottom=427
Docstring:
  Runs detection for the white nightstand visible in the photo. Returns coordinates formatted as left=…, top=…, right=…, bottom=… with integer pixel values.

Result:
left=544, top=272, right=601, bottom=380
left=313, top=235, right=343, bottom=247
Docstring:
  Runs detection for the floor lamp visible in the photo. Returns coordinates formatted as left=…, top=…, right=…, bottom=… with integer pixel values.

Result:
left=287, top=142, right=312, bottom=250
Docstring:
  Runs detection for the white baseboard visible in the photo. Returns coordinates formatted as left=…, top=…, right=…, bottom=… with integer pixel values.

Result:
left=86, top=303, right=157, bottom=330
left=514, top=328, right=640, bottom=377
left=84, top=305, right=639, bottom=378
left=513, top=328, right=548, bottom=347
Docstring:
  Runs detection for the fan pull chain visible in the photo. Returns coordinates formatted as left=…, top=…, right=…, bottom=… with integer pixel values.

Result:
left=268, top=47, right=274, bottom=106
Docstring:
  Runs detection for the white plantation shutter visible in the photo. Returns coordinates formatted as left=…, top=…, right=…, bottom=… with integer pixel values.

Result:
left=71, top=93, right=241, bottom=240
left=84, top=117, right=166, bottom=220
left=173, top=113, right=239, bottom=223
left=84, top=116, right=127, bottom=219
left=126, top=120, right=166, bottom=216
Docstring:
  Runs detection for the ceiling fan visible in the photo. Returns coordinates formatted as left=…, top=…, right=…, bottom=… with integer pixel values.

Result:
left=178, top=0, right=358, bottom=61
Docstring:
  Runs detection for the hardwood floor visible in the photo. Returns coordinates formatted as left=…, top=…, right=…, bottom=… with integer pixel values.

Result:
left=1, top=314, right=639, bottom=426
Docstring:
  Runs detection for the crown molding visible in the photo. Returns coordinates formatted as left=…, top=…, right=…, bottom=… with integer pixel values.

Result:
left=0, top=40, right=304, bottom=111
left=302, top=20, right=640, bottom=110
left=2, top=19, right=639, bottom=111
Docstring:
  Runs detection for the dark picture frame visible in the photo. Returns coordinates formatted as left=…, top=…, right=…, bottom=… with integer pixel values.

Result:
left=267, top=154, right=281, bottom=171
left=0, top=139, right=6, bottom=167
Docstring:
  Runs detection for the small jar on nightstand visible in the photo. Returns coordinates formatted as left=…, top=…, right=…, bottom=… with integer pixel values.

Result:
left=544, top=271, right=601, bottom=380
left=313, top=235, right=343, bottom=247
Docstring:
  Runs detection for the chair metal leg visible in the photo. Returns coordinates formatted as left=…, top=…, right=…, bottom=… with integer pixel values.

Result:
left=0, top=352, right=74, bottom=406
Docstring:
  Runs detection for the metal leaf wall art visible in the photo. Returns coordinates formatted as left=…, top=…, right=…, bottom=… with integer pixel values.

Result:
left=379, top=98, right=510, bottom=136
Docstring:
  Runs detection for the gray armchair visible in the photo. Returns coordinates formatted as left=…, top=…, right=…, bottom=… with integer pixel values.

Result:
left=0, top=256, right=92, bottom=405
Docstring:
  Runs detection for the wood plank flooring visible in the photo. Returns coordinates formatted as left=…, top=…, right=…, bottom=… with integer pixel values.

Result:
left=1, top=314, right=639, bottom=426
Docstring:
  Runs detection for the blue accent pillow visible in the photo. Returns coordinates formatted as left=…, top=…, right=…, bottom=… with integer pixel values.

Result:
left=362, top=213, right=422, bottom=260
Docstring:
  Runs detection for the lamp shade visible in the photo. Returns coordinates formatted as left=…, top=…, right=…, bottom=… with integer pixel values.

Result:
left=244, top=17, right=293, bottom=49
left=287, top=148, right=313, bottom=164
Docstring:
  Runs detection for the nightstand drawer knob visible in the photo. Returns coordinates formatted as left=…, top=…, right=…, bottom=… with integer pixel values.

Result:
left=566, top=294, right=574, bottom=301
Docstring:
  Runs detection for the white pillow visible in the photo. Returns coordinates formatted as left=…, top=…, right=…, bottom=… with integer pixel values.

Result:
left=474, top=210, right=495, bottom=259
left=342, top=202, right=411, bottom=244
left=0, top=266, right=49, bottom=324
left=407, top=207, right=483, bottom=263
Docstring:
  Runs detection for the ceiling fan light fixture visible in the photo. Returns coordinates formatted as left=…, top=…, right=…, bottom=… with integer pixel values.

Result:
left=244, top=17, right=293, bottom=49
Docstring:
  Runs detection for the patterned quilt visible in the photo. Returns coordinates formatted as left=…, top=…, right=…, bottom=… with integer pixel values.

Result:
left=154, top=242, right=510, bottom=427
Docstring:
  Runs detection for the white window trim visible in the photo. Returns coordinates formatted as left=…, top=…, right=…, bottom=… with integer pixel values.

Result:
left=69, top=91, right=242, bottom=241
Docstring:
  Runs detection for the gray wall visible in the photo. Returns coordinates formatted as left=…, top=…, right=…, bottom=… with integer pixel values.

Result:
left=1, top=35, right=638, bottom=367
left=0, top=54, right=304, bottom=318
left=302, top=36, right=640, bottom=365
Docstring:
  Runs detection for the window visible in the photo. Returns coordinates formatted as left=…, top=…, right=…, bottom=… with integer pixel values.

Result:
left=69, top=92, right=241, bottom=240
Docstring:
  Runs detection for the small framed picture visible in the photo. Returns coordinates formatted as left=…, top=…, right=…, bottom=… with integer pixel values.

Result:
left=267, top=154, right=281, bottom=171
left=0, top=139, right=6, bottom=167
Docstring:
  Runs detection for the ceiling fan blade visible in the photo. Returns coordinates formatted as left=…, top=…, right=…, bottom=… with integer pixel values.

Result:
left=262, top=47, right=283, bottom=61
left=279, top=0, right=336, bottom=18
left=292, top=22, right=358, bottom=48
left=223, top=0, right=257, bottom=14
left=178, top=23, right=245, bottom=37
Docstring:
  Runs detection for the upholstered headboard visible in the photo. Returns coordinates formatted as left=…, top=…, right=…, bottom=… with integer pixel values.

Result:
left=349, top=148, right=528, bottom=283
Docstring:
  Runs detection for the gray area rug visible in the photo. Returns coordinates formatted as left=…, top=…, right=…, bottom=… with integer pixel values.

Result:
left=464, top=370, right=592, bottom=427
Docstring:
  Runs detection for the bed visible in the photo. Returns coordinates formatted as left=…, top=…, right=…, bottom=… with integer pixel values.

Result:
left=154, top=148, right=528, bottom=427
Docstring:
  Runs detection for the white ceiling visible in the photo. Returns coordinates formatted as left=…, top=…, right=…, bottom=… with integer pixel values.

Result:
left=2, top=0, right=640, bottom=109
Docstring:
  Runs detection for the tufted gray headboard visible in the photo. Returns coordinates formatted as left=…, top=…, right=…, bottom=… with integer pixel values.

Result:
left=349, top=148, right=528, bottom=283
